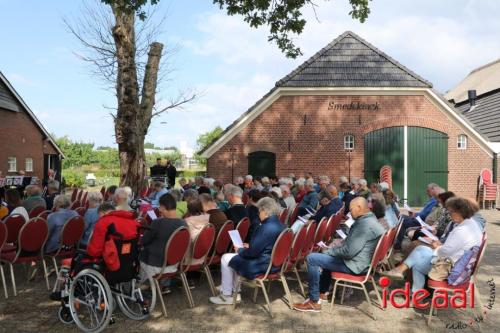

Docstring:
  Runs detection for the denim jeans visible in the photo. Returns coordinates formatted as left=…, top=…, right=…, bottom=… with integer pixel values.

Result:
left=306, top=253, right=353, bottom=302
left=394, top=215, right=421, bottom=249
left=403, top=245, right=433, bottom=292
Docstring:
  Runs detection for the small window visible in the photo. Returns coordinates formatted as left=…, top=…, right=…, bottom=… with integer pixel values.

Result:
left=457, top=135, right=467, bottom=149
left=8, top=157, right=17, bottom=172
left=25, top=158, right=33, bottom=172
left=344, top=134, right=354, bottom=150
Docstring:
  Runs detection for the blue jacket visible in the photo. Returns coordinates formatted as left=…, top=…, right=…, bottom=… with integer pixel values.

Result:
left=298, top=190, right=319, bottom=215
left=229, top=215, right=285, bottom=279
left=312, top=198, right=343, bottom=223
left=81, top=207, right=99, bottom=245
left=45, top=209, right=79, bottom=253
left=416, top=198, right=438, bottom=220
left=150, top=188, right=169, bottom=208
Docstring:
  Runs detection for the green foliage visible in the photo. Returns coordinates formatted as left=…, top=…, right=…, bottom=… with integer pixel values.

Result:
left=62, top=169, right=85, bottom=187
left=145, top=150, right=182, bottom=167
left=194, top=126, right=223, bottom=166
left=56, top=136, right=96, bottom=168
left=100, top=0, right=160, bottom=20
left=213, top=0, right=371, bottom=58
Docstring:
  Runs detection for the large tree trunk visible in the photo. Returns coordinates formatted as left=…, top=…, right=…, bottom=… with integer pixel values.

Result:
left=111, top=7, right=163, bottom=195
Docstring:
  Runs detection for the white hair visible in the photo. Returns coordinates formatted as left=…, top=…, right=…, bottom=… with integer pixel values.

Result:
left=279, top=177, right=293, bottom=186
left=271, top=187, right=282, bottom=198
left=123, top=186, right=133, bottom=199
left=54, top=194, right=71, bottom=209
left=245, top=175, right=253, bottom=181
left=359, top=179, right=367, bottom=186
left=88, top=192, right=103, bottom=205
left=280, top=184, right=290, bottom=194
left=225, top=184, right=243, bottom=198
left=115, top=187, right=129, bottom=200
left=305, top=178, right=315, bottom=187
left=256, top=197, right=281, bottom=217
left=261, top=176, right=270, bottom=184
left=295, top=178, right=306, bottom=186
left=338, top=176, right=348, bottom=184
left=351, top=177, right=360, bottom=185
left=379, top=182, right=389, bottom=191
left=318, top=175, right=331, bottom=184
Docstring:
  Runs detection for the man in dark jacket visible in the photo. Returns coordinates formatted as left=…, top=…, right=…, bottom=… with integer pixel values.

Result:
left=199, top=193, right=228, bottom=235
left=292, top=197, right=384, bottom=312
left=165, top=160, right=177, bottom=189
left=209, top=197, right=285, bottom=305
left=225, top=185, right=249, bottom=225
left=297, top=179, right=319, bottom=216
left=139, top=193, right=187, bottom=281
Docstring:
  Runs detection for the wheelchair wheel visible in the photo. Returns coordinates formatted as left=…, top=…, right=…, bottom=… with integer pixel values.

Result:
left=115, top=276, right=156, bottom=320
left=58, top=306, right=73, bottom=324
left=69, top=269, right=114, bottom=333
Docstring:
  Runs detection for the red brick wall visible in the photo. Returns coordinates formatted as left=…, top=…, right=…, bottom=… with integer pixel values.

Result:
left=0, top=107, right=58, bottom=180
left=207, top=94, right=493, bottom=200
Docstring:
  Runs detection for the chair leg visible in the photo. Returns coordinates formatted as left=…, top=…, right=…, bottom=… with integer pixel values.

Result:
left=281, top=276, right=293, bottom=308
left=41, top=259, right=50, bottom=291
left=371, top=277, right=383, bottom=309
left=259, top=281, right=273, bottom=318
left=340, top=284, right=346, bottom=305
left=294, top=267, right=306, bottom=297
left=0, top=265, right=7, bottom=298
left=253, top=286, right=259, bottom=303
left=204, top=266, right=216, bottom=297
left=232, top=278, right=241, bottom=310
left=154, top=279, right=167, bottom=317
left=9, top=263, right=16, bottom=296
left=179, top=272, right=194, bottom=308
left=427, top=294, right=436, bottom=326
left=330, top=279, right=339, bottom=313
left=52, top=257, right=59, bottom=277
left=362, top=284, right=376, bottom=320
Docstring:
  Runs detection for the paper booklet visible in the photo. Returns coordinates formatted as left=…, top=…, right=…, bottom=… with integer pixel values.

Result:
left=298, top=215, right=308, bottom=223
left=416, top=216, right=433, bottom=230
left=344, top=214, right=355, bottom=228
left=336, top=229, right=347, bottom=239
left=418, top=237, right=433, bottom=245
left=228, top=230, right=244, bottom=248
left=420, top=227, right=438, bottom=241
left=306, top=207, right=317, bottom=215
left=403, top=203, right=413, bottom=212
left=147, top=210, right=158, bottom=221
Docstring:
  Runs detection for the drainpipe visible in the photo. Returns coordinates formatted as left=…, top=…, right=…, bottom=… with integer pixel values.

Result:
left=493, top=153, right=498, bottom=183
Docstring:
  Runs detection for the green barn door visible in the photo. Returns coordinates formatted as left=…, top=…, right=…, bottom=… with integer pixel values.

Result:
left=407, top=127, right=448, bottom=206
left=248, top=151, right=276, bottom=178
left=364, top=127, right=404, bottom=199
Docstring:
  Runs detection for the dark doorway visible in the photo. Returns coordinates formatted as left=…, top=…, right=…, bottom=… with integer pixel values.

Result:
left=248, top=151, right=276, bottom=177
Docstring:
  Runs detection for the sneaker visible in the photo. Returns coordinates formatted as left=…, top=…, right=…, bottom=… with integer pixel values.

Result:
left=292, top=299, right=321, bottom=313
left=209, top=293, right=240, bottom=305
left=319, top=293, right=329, bottom=303
left=161, top=286, right=172, bottom=295
left=381, top=269, right=405, bottom=280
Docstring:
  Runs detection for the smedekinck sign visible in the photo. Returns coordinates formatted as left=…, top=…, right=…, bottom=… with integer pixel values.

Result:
left=328, top=101, right=380, bottom=111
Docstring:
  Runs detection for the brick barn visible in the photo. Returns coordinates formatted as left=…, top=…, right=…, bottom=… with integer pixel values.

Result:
left=202, top=31, right=499, bottom=206
left=0, top=71, right=64, bottom=183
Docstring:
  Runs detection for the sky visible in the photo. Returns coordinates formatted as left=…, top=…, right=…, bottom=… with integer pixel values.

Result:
left=1, top=0, right=500, bottom=154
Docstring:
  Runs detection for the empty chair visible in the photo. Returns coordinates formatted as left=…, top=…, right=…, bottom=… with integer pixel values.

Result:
left=29, top=206, right=46, bottom=219
left=47, top=215, right=85, bottom=274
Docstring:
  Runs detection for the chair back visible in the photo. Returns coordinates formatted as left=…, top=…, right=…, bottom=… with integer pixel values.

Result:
left=480, top=169, right=493, bottom=185
left=471, top=233, right=488, bottom=279
left=0, top=222, right=7, bottom=252
left=379, top=165, right=393, bottom=189
left=70, top=200, right=81, bottom=210
left=81, top=192, right=88, bottom=206
left=324, top=206, right=344, bottom=242
left=279, top=208, right=288, bottom=224
left=76, top=189, right=83, bottom=202
left=289, top=226, right=307, bottom=263
left=301, top=222, right=317, bottom=256
left=214, top=220, right=234, bottom=255
left=191, top=224, right=216, bottom=261
left=70, top=188, right=78, bottom=202
left=386, top=218, right=403, bottom=259
left=4, top=214, right=26, bottom=244
left=313, top=217, right=328, bottom=245
left=75, top=207, right=86, bottom=217
left=369, top=232, right=388, bottom=270
left=61, top=215, right=85, bottom=247
left=164, top=227, right=190, bottom=266
left=100, top=186, right=106, bottom=197
left=18, top=217, right=48, bottom=254
left=236, top=217, right=250, bottom=241
left=38, top=210, right=51, bottom=221
left=289, top=206, right=299, bottom=226
left=29, top=206, right=46, bottom=219
left=271, top=229, right=293, bottom=267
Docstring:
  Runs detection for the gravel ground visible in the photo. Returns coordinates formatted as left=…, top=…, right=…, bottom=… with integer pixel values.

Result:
left=1, top=210, right=499, bottom=333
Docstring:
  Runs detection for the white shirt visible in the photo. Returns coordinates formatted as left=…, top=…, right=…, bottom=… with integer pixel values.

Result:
left=436, top=217, right=482, bottom=264
left=10, top=206, right=29, bottom=222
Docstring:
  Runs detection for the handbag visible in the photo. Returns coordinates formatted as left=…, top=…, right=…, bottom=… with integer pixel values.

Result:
left=428, top=257, right=453, bottom=281
left=448, top=246, right=479, bottom=285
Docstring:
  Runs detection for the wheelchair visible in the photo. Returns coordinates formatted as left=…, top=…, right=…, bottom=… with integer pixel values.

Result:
left=54, top=237, right=156, bottom=333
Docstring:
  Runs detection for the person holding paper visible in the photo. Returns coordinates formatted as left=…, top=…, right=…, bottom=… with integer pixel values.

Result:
left=382, top=197, right=482, bottom=293
left=209, top=197, right=285, bottom=305
left=292, top=197, right=385, bottom=313
left=149, top=181, right=169, bottom=208
left=296, top=178, right=319, bottom=217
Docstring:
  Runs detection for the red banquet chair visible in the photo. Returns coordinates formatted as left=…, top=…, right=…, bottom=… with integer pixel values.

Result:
left=324, top=206, right=344, bottom=243
left=233, top=229, right=294, bottom=318
left=289, top=206, right=299, bottom=226
left=2, top=214, right=26, bottom=253
left=379, top=216, right=403, bottom=271
left=153, top=227, right=191, bottom=317
left=29, top=205, right=46, bottom=219
left=76, top=189, right=84, bottom=202
left=48, top=215, right=85, bottom=275
left=75, top=206, right=86, bottom=217
left=0, top=222, right=8, bottom=298
left=180, top=223, right=216, bottom=306
left=100, top=185, right=106, bottom=198
left=283, top=225, right=308, bottom=297
left=478, top=168, right=498, bottom=209
left=279, top=208, right=289, bottom=224
left=236, top=217, right=250, bottom=242
left=312, top=217, right=328, bottom=251
left=329, top=231, right=387, bottom=320
left=205, top=220, right=235, bottom=295
left=69, top=200, right=81, bottom=210
left=38, top=210, right=51, bottom=221
left=379, top=165, right=393, bottom=189
left=0, top=217, right=50, bottom=296
left=70, top=188, right=78, bottom=202
left=427, top=233, right=488, bottom=326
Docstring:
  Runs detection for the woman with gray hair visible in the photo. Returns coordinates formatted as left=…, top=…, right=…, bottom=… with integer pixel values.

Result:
left=81, top=192, right=103, bottom=246
left=209, top=197, right=286, bottom=305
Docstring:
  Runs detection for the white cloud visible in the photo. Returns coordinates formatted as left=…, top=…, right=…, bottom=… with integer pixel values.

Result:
left=7, top=73, right=38, bottom=87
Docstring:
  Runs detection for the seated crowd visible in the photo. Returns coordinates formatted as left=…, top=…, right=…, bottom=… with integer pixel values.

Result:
left=0, top=172, right=487, bottom=320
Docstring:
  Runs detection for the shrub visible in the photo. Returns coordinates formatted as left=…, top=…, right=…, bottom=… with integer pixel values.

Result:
left=62, top=169, right=85, bottom=187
